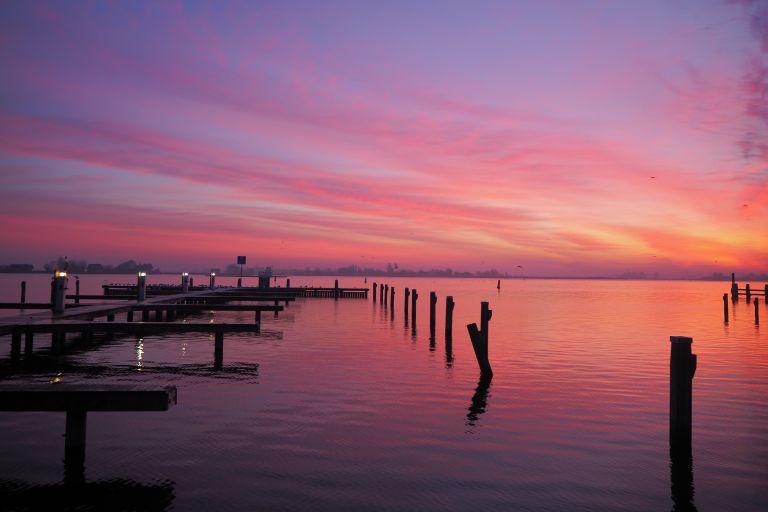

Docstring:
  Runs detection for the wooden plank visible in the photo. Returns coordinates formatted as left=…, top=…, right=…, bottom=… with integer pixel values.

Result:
left=0, top=384, right=177, bottom=411
left=128, top=304, right=282, bottom=311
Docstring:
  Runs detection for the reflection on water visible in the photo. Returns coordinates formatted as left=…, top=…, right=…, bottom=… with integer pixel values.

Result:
left=465, top=376, right=492, bottom=429
left=670, top=445, right=697, bottom=512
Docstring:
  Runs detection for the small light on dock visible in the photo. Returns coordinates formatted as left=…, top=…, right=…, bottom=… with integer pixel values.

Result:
left=182, top=272, right=189, bottom=277
left=138, top=272, right=147, bottom=277
left=55, top=271, right=67, bottom=278
left=210, top=272, right=216, bottom=276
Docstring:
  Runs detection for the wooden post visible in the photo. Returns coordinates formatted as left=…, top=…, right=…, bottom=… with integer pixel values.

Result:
left=445, top=296, right=454, bottom=340
left=384, top=284, right=389, bottom=306
left=167, top=309, right=175, bottom=321
left=429, top=291, right=437, bottom=339
left=107, top=314, right=115, bottom=322
left=755, top=298, right=760, bottom=325
left=142, top=310, right=150, bottom=322
left=64, top=409, right=87, bottom=484
left=274, top=299, right=279, bottom=317
left=746, top=283, right=751, bottom=302
left=210, top=273, right=216, bottom=289
left=670, top=336, right=696, bottom=447
left=155, top=309, right=163, bottom=322
left=286, top=278, right=291, bottom=288
left=75, top=278, right=80, bottom=304
left=390, top=287, right=395, bottom=319
left=237, top=278, right=242, bottom=288
left=255, top=310, right=261, bottom=333
left=466, top=301, right=493, bottom=377
left=404, top=288, right=410, bottom=322
left=723, top=293, right=728, bottom=323
left=497, top=279, right=500, bottom=290
left=214, top=332, right=224, bottom=369
left=11, top=329, right=21, bottom=361
left=24, top=329, right=34, bottom=357
left=731, top=273, right=738, bottom=302
left=380, top=283, right=385, bottom=303
left=127, top=310, right=134, bottom=322
left=334, top=279, right=339, bottom=299
left=20, top=281, right=26, bottom=304
left=52, top=273, right=67, bottom=314
left=181, top=273, right=189, bottom=293
left=411, top=289, right=418, bottom=324
left=373, top=282, right=377, bottom=302
left=190, top=277, right=194, bottom=288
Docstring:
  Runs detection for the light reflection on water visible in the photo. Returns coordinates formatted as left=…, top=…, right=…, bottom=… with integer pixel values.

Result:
left=0, top=274, right=766, bottom=511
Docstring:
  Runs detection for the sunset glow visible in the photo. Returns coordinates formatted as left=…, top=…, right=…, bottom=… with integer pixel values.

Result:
left=1, top=1, right=766, bottom=276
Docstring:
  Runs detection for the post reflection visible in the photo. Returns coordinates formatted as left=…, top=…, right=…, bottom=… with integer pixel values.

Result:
left=445, top=336, right=454, bottom=368
left=465, top=375, right=492, bottom=428
left=670, top=443, right=697, bottom=512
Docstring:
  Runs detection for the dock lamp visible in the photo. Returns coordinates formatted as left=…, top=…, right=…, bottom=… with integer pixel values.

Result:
left=209, top=272, right=216, bottom=289
left=181, top=272, right=190, bottom=293
left=137, top=272, right=147, bottom=301
left=52, top=271, right=68, bottom=314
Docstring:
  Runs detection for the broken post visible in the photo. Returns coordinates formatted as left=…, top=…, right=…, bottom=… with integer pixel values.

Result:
left=137, top=272, right=147, bottom=302
left=384, top=284, right=389, bottom=306
left=731, top=273, right=738, bottom=302
left=497, top=279, right=500, bottom=290
left=466, top=301, right=493, bottom=377
left=723, top=293, right=728, bottom=323
left=411, top=289, right=418, bottom=325
left=445, top=296, right=454, bottom=340
left=373, top=282, right=377, bottom=302
left=746, top=283, right=751, bottom=302
left=670, top=336, right=696, bottom=448
left=429, top=291, right=437, bottom=339
left=390, top=287, right=395, bottom=319
left=380, top=283, right=385, bottom=303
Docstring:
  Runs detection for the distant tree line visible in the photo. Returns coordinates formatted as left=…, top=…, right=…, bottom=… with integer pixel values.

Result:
left=264, top=264, right=508, bottom=278
left=40, top=257, right=160, bottom=274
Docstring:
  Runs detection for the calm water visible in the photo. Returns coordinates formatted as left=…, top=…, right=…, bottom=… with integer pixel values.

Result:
left=0, top=274, right=766, bottom=511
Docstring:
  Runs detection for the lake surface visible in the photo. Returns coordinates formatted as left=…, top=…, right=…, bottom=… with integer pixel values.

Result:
left=0, top=274, right=766, bottom=511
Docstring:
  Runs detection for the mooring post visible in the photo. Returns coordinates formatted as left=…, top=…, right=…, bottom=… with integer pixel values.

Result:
left=214, top=332, right=224, bottom=369
left=190, top=277, right=194, bottom=288
left=429, top=291, right=437, bottom=339
left=466, top=301, right=493, bottom=377
left=731, top=273, right=738, bottom=302
left=142, top=310, right=150, bottom=322
left=334, top=279, right=339, bottom=299
left=390, top=287, right=395, bottom=319
left=52, top=271, right=67, bottom=314
left=255, top=310, right=261, bottom=333
left=723, top=293, right=728, bottom=323
left=127, top=310, right=134, bottom=322
left=210, top=272, right=216, bottom=289
left=373, top=282, right=378, bottom=302
left=24, top=329, right=34, bottom=357
left=286, top=278, right=291, bottom=288
left=670, top=336, right=696, bottom=447
left=746, top=283, right=751, bottom=302
left=404, top=287, right=410, bottom=322
left=181, top=273, right=189, bottom=293
left=237, top=277, right=242, bottom=288
left=64, top=408, right=87, bottom=484
left=75, top=278, right=80, bottom=304
left=10, top=329, right=21, bottom=361
left=497, top=279, right=500, bottom=290
left=445, top=296, right=454, bottom=340
left=755, top=298, right=760, bottom=325
left=137, top=272, right=147, bottom=301
left=156, top=309, right=163, bottom=321
left=380, top=283, right=385, bottom=303
left=411, top=289, right=418, bottom=324
left=384, top=284, right=389, bottom=306
left=18, top=280, right=26, bottom=305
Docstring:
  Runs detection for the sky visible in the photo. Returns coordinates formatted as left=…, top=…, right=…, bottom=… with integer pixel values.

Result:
left=0, top=0, right=766, bottom=277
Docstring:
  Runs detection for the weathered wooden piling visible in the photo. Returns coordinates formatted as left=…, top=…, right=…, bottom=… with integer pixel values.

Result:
left=137, top=272, right=147, bottom=302
left=237, top=278, right=242, bottom=288
left=429, top=291, right=437, bottom=338
left=670, top=336, right=696, bottom=447
left=723, top=293, right=728, bottom=323
left=210, top=273, right=216, bottom=289
left=384, top=284, right=389, bottom=306
left=445, top=296, right=454, bottom=339
left=52, top=272, right=67, bottom=314
left=75, top=279, right=81, bottom=304
left=20, top=281, right=26, bottom=304
left=746, top=283, right=751, bottom=302
left=214, top=332, right=224, bottom=369
left=181, top=273, right=189, bottom=294
left=390, top=287, right=395, bottom=319
left=497, top=279, right=500, bottom=290
left=731, top=273, right=738, bottom=302
left=373, top=282, right=377, bottom=302
left=755, top=298, right=760, bottom=325
left=127, top=310, right=134, bottom=322
left=411, top=289, right=418, bottom=324
left=404, top=287, right=410, bottom=322
left=380, top=283, right=385, bottom=303
left=466, top=302, right=493, bottom=377
left=255, top=310, right=261, bottom=333
left=142, top=310, right=150, bottom=322
left=286, top=278, right=291, bottom=288
left=335, top=279, right=339, bottom=299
